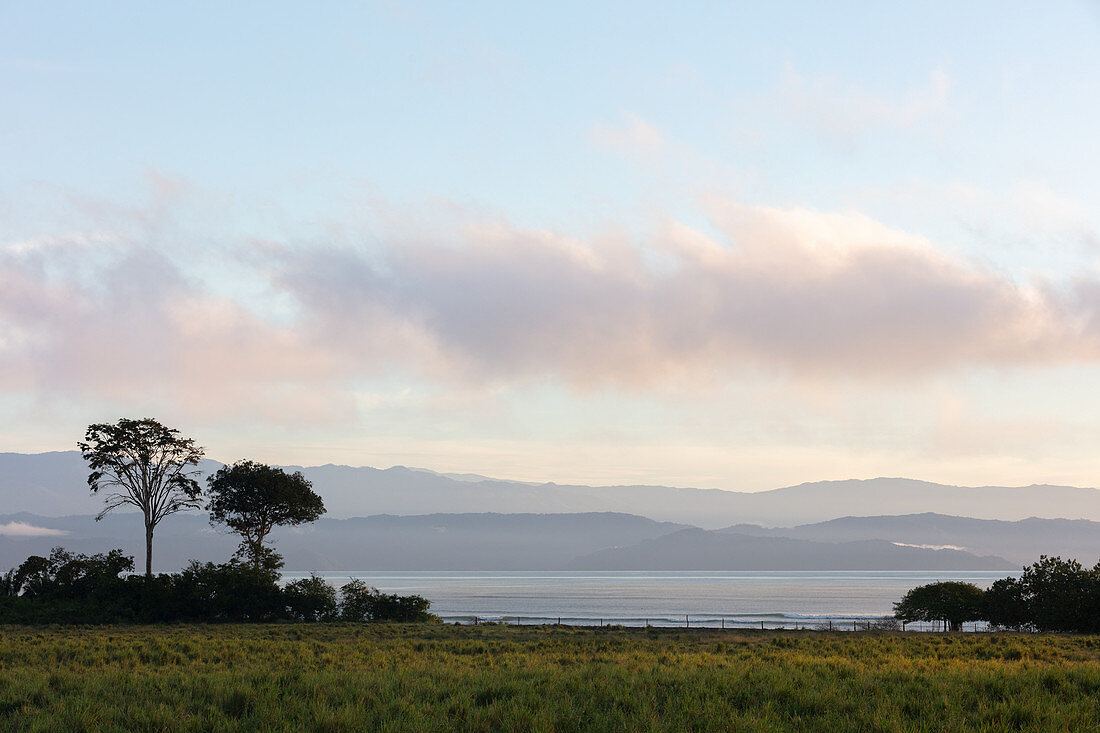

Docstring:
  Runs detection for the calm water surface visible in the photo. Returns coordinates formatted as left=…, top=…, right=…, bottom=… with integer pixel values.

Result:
left=281, top=570, right=1017, bottom=630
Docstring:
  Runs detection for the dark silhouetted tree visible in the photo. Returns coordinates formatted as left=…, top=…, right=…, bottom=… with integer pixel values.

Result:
left=12, top=547, right=133, bottom=599
left=79, top=418, right=204, bottom=576
left=338, top=579, right=432, bottom=622
left=283, top=575, right=338, bottom=621
left=983, top=575, right=1030, bottom=630
left=894, top=581, right=985, bottom=631
left=206, top=460, right=326, bottom=569
left=1011, top=555, right=1100, bottom=633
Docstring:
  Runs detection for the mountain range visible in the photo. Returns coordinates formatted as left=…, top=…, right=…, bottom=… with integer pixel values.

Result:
left=2, top=451, right=1096, bottom=572
left=722, top=513, right=1100, bottom=566
left=4, top=451, right=1100, bottom=528
left=0, top=511, right=1021, bottom=572
left=568, top=528, right=1013, bottom=571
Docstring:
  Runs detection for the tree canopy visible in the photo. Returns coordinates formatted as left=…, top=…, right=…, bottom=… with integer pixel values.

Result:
left=984, top=556, right=1100, bottom=632
left=893, top=581, right=985, bottom=631
left=78, top=418, right=204, bottom=576
left=206, top=460, right=326, bottom=569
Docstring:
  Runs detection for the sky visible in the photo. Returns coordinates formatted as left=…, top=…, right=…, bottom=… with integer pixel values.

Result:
left=2, top=2, right=1100, bottom=491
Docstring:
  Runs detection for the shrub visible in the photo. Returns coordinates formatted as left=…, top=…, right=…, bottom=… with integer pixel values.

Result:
left=0, top=547, right=433, bottom=625
left=12, top=547, right=133, bottom=601
left=1, top=568, right=20, bottom=598
left=176, top=560, right=284, bottom=621
left=983, top=576, right=1030, bottom=631
left=283, top=576, right=338, bottom=621
left=339, top=579, right=432, bottom=622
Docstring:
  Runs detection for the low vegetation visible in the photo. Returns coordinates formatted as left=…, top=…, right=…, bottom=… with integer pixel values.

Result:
left=895, top=555, right=1100, bottom=633
left=0, top=547, right=431, bottom=624
left=2, top=624, right=1100, bottom=731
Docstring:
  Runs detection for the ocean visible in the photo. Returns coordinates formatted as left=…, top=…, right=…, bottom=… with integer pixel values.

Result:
left=280, top=570, right=1018, bottom=630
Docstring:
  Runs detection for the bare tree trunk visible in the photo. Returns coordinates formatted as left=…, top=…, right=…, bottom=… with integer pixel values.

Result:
left=145, top=522, right=154, bottom=577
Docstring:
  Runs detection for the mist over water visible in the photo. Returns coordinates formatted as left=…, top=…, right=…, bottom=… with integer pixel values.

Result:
left=281, top=570, right=1017, bottom=630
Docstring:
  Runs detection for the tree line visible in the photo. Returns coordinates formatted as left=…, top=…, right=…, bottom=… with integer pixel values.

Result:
left=0, top=417, right=432, bottom=624
left=0, top=548, right=431, bottom=623
left=895, top=555, right=1100, bottom=632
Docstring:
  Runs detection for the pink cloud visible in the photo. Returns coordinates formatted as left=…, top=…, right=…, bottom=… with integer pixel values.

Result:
left=273, top=202, right=1082, bottom=384
left=2, top=195, right=1097, bottom=422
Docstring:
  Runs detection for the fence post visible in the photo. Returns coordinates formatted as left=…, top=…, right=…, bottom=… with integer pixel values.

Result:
left=686, top=615, right=689, bottom=628
left=761, top=620, right=764, bottom=631
left=721, top=618, right=724, bottom=629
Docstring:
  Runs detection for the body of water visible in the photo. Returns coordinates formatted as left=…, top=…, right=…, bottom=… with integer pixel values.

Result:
left=281, top=570, right=1017, bottom=630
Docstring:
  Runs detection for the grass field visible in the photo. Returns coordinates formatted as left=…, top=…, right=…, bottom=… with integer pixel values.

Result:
left=3, top=623, right=1100, bottom=731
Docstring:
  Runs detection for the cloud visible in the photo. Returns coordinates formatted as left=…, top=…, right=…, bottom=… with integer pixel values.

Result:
left=590, top=113, right=666, bottom=154
left=0, top=242, right=352, bottom=421
left=0, top=521, right=68, bottom=537
left=270, top=199, right=1091, bottom=385
left=779, top=64, right=950, bottom=141
left=892, top=542, right=967, bottom=551
left=3, top=190, right=1099, bottom=422
left=3, top=231, right=121, bottom=256
left=851, top=178, right=1100, bottom=257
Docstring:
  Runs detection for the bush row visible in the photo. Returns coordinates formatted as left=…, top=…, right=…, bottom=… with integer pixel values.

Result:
left=982, top=555, right=1100, bottom=633
left=894, top=555, right=1100, bottom=633
left=0, top=547, right=433, bottom=624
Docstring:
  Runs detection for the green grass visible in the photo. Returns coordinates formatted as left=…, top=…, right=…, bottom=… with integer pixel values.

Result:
left=2, top=624, right=1100, bottom=731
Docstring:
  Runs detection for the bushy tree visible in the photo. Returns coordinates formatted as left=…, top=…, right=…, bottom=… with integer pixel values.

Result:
left=79, top=418, right=204, bottom=576
left=283, top=575, right=338, bottom=621
left=894, top=581, right=985, bottom=631
left=206, top=461, right=326, bottom=569
left=0, top=547, right=135, bottom=623
left=0, top=569, right=18, bottom=598
left=176, top=560, right=283, bottom=621
left=339, top=579, right=432, bottom=622
left=1010, top=556, right=1100, bottom=633
left=12, top=547, right=133, bottom=600
left=983, top=576, right=1030, bottom=630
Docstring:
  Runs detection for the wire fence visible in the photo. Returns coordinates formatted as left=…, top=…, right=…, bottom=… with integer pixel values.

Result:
left=437, top=614, right=990, bottom=632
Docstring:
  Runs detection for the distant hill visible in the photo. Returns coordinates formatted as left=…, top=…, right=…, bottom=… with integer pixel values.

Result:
left=5, top=451, right=1100, bottom=528
left=0, top=511, right=687, bottom=572
left=0, top=452, right=224, bottom=517
left=0, top=510, right=1014, bottom=572
left=568, top=528, right=1015, bottom=571
left=721, top=513, right=1100, bottom=566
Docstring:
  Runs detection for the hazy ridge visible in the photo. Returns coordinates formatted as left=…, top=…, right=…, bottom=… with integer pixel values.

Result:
left=568, top=528, right=1014, bottom=571
left=4, top=451, right=1100, bottom=528
left=0, top=511, right=1016, bottom=572
left=3, top=451, right=1097, bottom=572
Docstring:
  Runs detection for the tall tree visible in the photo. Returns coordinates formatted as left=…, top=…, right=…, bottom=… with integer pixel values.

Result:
left=78, top=418, right=204, bottom=576
left=894, top=581, right=986, bottom=631
left=206, top=460, right=326, bottom=569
